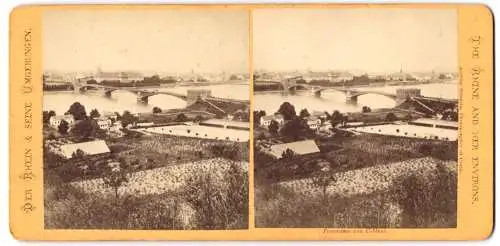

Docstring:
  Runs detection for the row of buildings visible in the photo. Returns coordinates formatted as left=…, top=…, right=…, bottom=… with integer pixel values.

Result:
left=48, top=113, right=122, bottom=133
left=255, top=69, right=458, bottom=84
left=259, top=111, right=332, bottom=133
left=45, top=69, right=249, bottom=85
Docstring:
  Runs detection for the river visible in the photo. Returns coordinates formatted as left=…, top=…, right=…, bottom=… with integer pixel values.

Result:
left=44, top=82, right=249, bottom=115
left=254, top=82, right=458, bottom=114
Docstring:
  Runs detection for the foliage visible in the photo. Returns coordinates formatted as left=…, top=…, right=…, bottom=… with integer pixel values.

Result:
left=210, top=143, right=242, bottom=161
left=43, top=110, right=56, bottom=124
left=268, top=120, right=279, bottom=135
left=330, top=110, right=345, bottom=126
left=362, top=106, right=372, bottom=113
left=71, top=148, right=86, bottom=159
left=277, top=102, right=296, bottom=121
left=385, top=112, right=397, bottom=122
left=281, top=148, right=295, bottom=160
left=280, top=117, right=310, bottom=140
left=89, top=109, right=101, bottom=119
left=299, top=108, right=311, bottom=119
left=176, top=113, right=188, bottom=122
left=71, top=119, right=101, bottom=140
left=121, top=110, right=138, bottom=128
left=102, top=167, right=129, bottom=201
left=58, top=120, right=69, bottom=135
left=67, top=102, right=87, bottom=120
left=184, top=162, right=248, bottom=229
left=194, top=115, right=204, bottom=123
left=253, top=110, right=266, bottom=125
left=391, top=163, right=457, bottom=227
left=152, top=107, right=162, bottom=114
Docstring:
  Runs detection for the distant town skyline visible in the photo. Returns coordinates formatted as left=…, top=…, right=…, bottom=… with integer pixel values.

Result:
left=253, top=8, right=458, bottom=74
left=43, top=9, right=249, bottom=74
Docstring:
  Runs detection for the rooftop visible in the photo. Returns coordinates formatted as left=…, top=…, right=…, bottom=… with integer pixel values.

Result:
left=269, top=140, right=320, bottom=159
left=59, top=140, right=110, bottom=159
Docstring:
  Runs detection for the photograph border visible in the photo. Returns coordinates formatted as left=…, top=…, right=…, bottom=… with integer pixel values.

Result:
left=9, top=3, right=494, bottom=240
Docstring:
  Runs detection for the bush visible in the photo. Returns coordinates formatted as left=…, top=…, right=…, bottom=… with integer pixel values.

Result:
left=390, top=164, right=457, bottom=228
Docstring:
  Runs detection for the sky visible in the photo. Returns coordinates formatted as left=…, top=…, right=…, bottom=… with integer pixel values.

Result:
left=253, top=8, right=458, bottom=74
left=43, top=9, right=249, bottom=74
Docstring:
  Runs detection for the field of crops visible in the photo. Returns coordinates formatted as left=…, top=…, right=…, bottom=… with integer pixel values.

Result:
left=278, top=157, right=456, bottom=198
left=71, top=158, right=248, bottom=196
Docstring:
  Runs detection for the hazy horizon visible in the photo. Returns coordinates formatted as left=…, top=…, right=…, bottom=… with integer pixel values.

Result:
left=253, top=8, right=458, bottom=74
left=43, top=9, right=249, bottom=74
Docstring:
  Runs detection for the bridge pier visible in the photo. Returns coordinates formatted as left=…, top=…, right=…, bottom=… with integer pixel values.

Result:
left=104, top=90, right=113, bottom=98
left=346, top=95, right=358, bottom=105
left=73, top=85, right=83, bottom=94
left=345, top=90, right=358, bottom=105
left=137, top=96, right=148, bottom=104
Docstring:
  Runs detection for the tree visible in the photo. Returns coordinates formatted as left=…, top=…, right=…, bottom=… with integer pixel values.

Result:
left=268, top=120, right=279, bottom=135
left=362, top=106, right=372, bottom=113
left=43, top=111, right=49, bottom=125
left=277, top=102, right=296, bottom=121
left=71, top=148, right=86, bottom=159
left=312, top=166, right=336, bottom=208
left=44, top=110, right=57, bottom=125
left=71, top=119, right=99, bottom=140
left=67, top=102, right=87, bottom=120
left=299, top=108, right=311, bottom=119
left=385, top=112, right=397, bottom=122
left=152, top=107, right=162, bottom=114
left=176, top=113, right=188, bottom=122
left=331, top=110, right=343, bottom=127
left=281, top=117, right=309, bottom=140
left=103, top=167, right=129, bottom=202
left=281, top=148, right=295, bottom=160
left=121, top=110, right=137, bottom=128
left=58, top=120, right=69, bottom=135
left=253, top=110, right=266, bottom=125
left=89, top=109, right=100, bottom=119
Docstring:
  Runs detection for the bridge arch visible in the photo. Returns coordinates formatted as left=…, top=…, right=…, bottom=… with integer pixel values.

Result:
left=346, top=92, right=398, bottom=105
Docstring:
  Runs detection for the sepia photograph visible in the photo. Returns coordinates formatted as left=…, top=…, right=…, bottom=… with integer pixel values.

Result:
left=42, top=9, right=250, bottom=230
left=253, top=8, right=458, bottom=228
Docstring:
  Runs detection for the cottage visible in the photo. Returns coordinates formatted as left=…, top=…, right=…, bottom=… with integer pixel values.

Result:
left=58, top=140, right=110, bottom=159
left=49, top=115, right=75, bottom=128
left=95, top=117, right=112, bottom=130
left=305, top=116, right=322, bottom=131
left=268, top=140, right=320, bottom=159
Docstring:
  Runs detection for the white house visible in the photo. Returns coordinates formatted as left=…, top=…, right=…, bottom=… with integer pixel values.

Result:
left=95, top=117, right=112, bottom=130
left=260, top=114, right=285, bottom=127
left=49, top=115, right=75, bottom=129
left=306, top=116, right=322, bottom=131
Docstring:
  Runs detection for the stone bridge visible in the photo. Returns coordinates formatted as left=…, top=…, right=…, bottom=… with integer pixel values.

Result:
left=267, top=77, right=423, bottom=105
left=74, top=84, right=201, bottom=104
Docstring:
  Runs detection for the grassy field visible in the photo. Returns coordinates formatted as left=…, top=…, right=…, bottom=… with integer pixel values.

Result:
left=254, top=133, right=457, bottom=228
left=44, top=131, right=249, bottom=229
left=255, top=134, right=457, bottom=184
left=45, top=159, right=249, bottom=230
